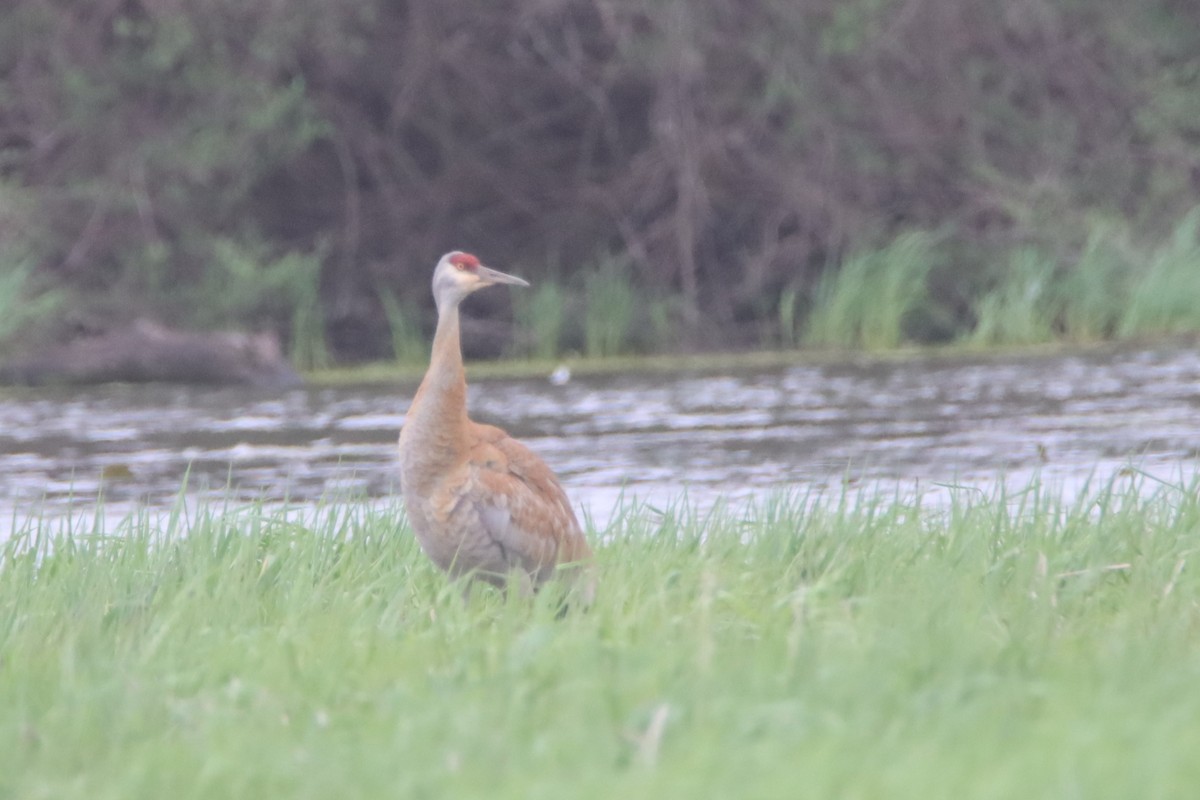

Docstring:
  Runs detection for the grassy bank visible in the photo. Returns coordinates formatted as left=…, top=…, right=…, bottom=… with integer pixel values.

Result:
left=3, top=478, right=1200, bottom=798
left=306, top=335, right=1195, bottom=387
left=318, top=209, right=1200, bottom=381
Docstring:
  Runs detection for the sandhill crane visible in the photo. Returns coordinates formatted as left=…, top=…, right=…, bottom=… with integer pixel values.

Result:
left=398, top=251, right=594, bottom=601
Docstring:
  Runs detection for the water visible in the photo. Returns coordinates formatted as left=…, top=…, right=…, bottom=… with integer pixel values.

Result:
left=2, top=344, right=1198, bottom=531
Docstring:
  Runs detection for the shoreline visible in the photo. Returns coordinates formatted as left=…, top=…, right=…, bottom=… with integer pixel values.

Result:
left=305, top=333, right=1200, bottom=386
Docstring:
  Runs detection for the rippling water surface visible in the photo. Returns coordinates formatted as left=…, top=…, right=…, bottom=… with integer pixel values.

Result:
left=2, top=344, right=1199, bottom=531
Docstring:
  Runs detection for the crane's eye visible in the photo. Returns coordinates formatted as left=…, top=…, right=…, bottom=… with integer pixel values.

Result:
left=448, top=253, right=480, bottom=271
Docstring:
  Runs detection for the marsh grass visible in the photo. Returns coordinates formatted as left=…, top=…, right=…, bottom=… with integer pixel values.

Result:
left=969, top=247, right=1058, bottom=346
left=583, top=255, right=637, bottom=358
left=3, top=477, right=1200, bottom=798
left=777, top=284, right=800, bottom=348
left=1060, top=221, right=1133, bottom=340
left=1119, top=209, right=1200, bottom=338
left=378, top=286, right=427, bottom=365
left=309, top=204, right=1200, bottom=373
left=805, top=231, right=940, bottom=349
left=513, top=280, right=567, bottom=360
left=0, top=256, right=64, bottom=352
left=199, top=238, right=331, bottom=370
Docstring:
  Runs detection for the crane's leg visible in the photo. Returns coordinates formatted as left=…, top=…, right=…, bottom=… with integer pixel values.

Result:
left=508, top=569, right=537, bottom=599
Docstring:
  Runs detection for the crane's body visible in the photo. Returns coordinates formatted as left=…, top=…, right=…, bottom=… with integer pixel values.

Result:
left=398, top=251, right=594, bottom=597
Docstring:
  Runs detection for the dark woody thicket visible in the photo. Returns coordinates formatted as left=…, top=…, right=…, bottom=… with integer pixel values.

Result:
left=2, top=0, right=1198, bottom=359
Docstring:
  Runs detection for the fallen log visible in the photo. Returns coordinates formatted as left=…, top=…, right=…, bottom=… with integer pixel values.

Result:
left=0, top=320, right=303, bottom=388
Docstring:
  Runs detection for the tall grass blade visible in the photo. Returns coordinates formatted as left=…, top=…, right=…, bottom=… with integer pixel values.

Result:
left=1119, top=207, right=1200, bottom=338
left=805, top=231, right=939, bottom=349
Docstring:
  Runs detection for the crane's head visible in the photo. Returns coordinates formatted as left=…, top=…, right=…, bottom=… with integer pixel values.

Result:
left=432, top=251, right=529, bottom=310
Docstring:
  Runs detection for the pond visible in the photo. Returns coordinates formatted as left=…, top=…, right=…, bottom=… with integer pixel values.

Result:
left=2, top=343, right=1198, bottom=533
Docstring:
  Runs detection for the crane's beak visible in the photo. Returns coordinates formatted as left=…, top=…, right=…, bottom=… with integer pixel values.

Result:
left=477, top=265, right=530, bottom=288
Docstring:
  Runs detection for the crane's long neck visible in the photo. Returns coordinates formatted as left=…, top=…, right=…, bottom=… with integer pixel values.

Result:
left=401, top=300, right=470, bottom=476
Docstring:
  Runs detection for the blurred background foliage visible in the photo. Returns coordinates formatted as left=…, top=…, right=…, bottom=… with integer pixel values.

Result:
left=1, top=0, right=1199, bottom=365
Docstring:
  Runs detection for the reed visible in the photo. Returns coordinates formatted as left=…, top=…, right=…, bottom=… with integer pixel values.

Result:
left=1059, top=220, right=1132, bottom=340
left=0, top=256, right=63, bottom=352
left=968, top=247, right=1058, bottom=346
left=805, top=232, right=940, bottom=349
left=378, top=286, right=428, bottom=365
left=513, top=280, right=568, bottom=361
left=1119, top=209, right=1200, bottom=338
left=583, top=255, right=637, bottom=358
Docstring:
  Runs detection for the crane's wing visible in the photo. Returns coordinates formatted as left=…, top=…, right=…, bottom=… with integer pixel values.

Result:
left=463, top=424, right=592, bottom=580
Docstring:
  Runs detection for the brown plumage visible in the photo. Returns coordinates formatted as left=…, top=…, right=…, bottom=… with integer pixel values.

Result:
left=398, top=251, right=594, bottom=599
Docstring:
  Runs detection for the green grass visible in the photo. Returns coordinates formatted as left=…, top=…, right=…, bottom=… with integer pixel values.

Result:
left=1059, top=220, right=1132, bottom=340
left=583, top=255, right=637, bottom=358
left=0, top=256, right=64, bottom=353
left=960, top=207, right=1200, bottom=347
left=968, top=247, right=1058, bottom=346
left=377, top=286, right=427, bottom=365
left=304, top=336, right=1175, bottom=387
left=805, top=231, right=941, bottom=349
left=3, top=476, right=1200, bottom=798
left=513, top=280, right=567, bottom=361
left=1119, top=208, right=1200, bottom=338
left=198, top=238, right=331, bottom=370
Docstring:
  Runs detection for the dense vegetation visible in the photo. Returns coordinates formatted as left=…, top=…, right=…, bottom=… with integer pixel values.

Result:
left=3, top=479, right=1200, bottom=797
left=2, top=1, right=1199, bottom=365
